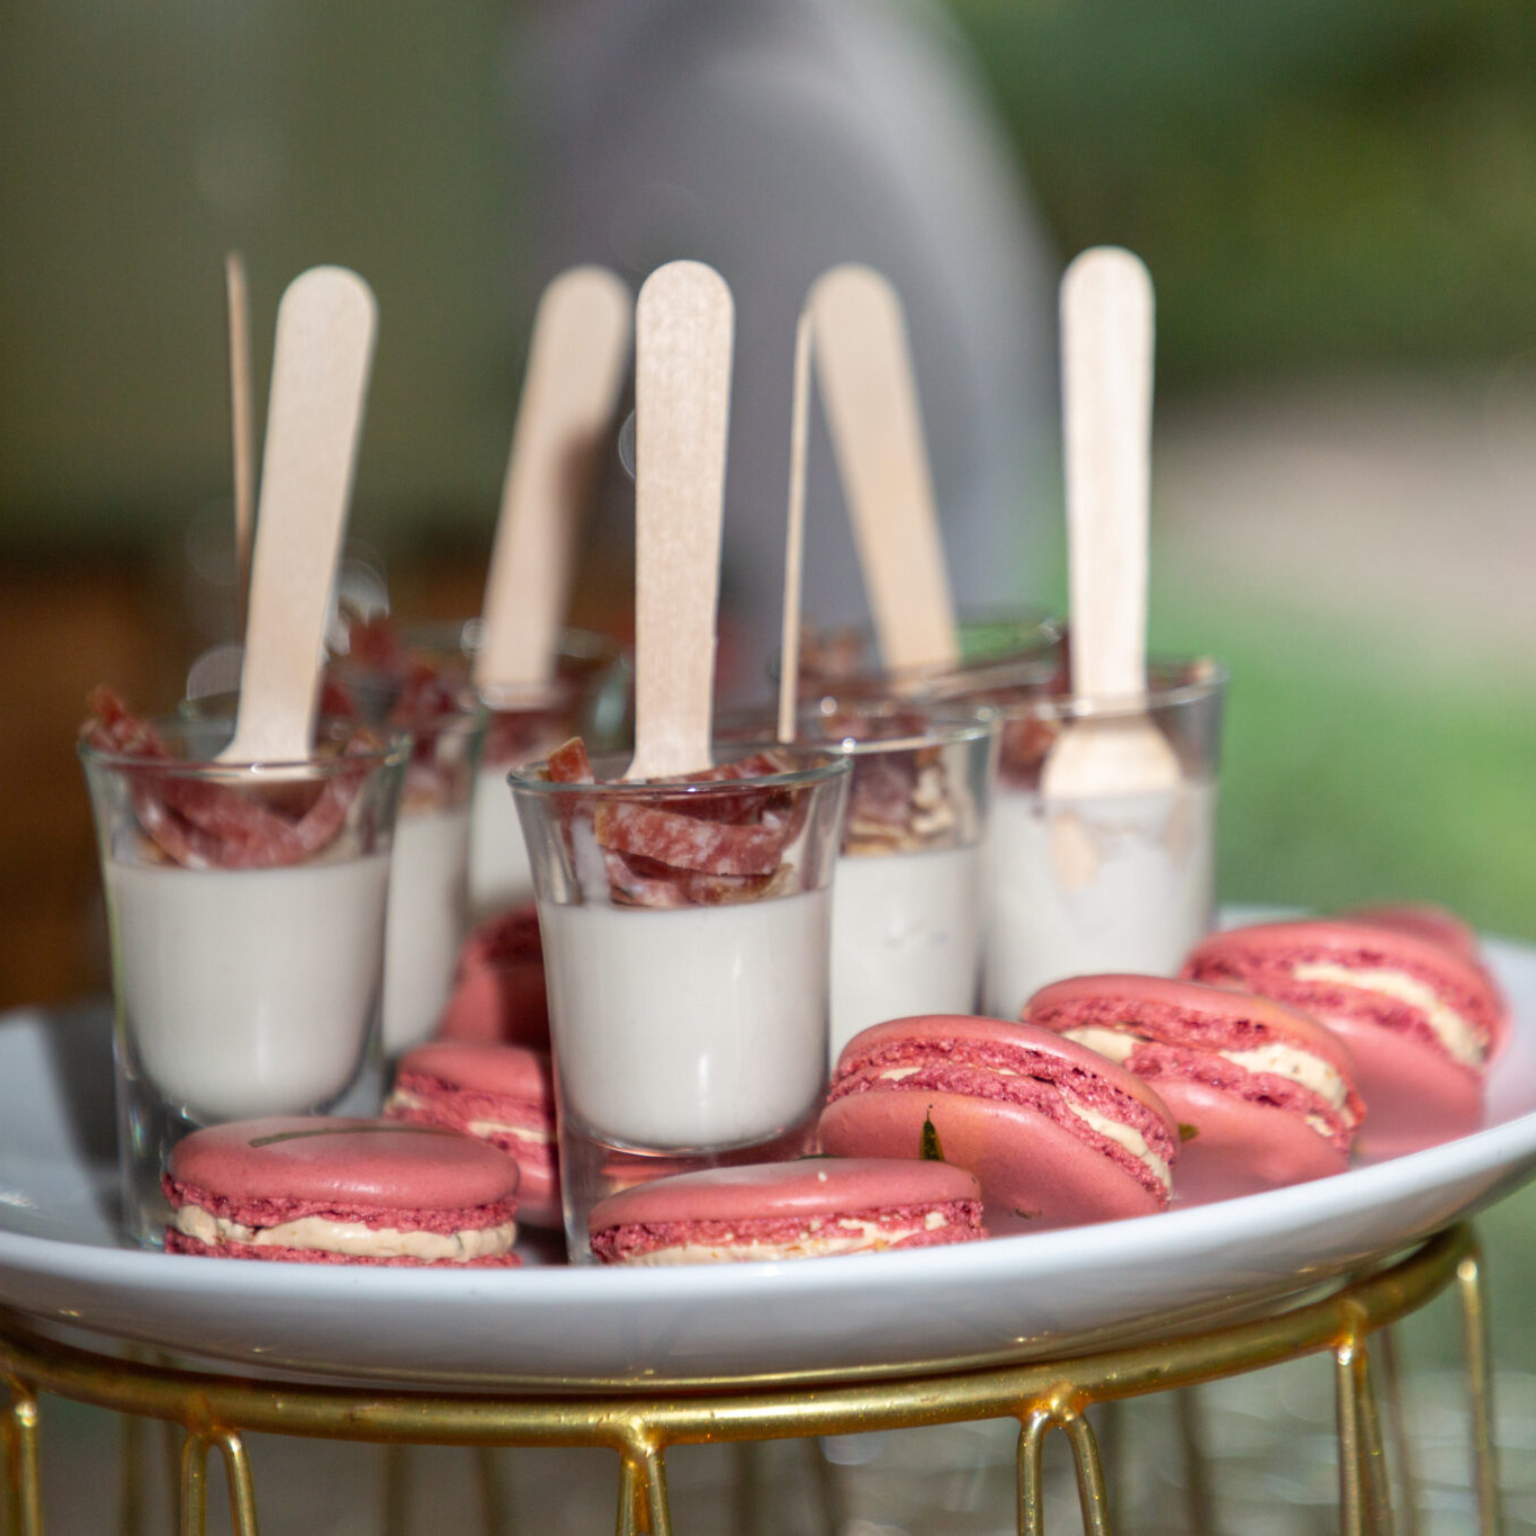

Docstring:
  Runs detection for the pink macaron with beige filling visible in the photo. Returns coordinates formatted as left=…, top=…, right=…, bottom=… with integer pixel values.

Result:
left=588, top=1157, right=985, bottom=1265
left=1184, top=919, right=1507, bottom=1157
left=163, top=1117, right=522, bottom=1266
left=1026, top=975, right=1365, bottom=1205
left=386, top=1041, right=559, bottom=1228
left=818, top=1016, right=1180, bottom=1235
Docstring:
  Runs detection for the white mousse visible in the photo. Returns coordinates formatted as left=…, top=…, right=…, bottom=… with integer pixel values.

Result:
left=108, top=854, right=389, bottom=1120
left=830, top=844, right=982, bottom=1060
left=540, top=891, right=830, bottom=1149
left=469, top=762, right=534, bottom=917
left=983, top=781, right=1217, bottom=1017
left=382, top=807, right=471, bottom=1054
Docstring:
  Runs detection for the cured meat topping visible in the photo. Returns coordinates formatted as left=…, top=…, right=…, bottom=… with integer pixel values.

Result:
left=82, top=688, right=378, bottom=870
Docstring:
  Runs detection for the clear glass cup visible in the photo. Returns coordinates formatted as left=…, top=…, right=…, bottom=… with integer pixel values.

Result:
left=722, top=700, right=999, bottom=1063
left=79, top=715, right=408, bottom=1247
left=184, top=689, right=488, bottom=1059
left=510, top=743, right=850, bottom=1259
left=978, top=659, right=1228, bottom=1018
left=775, top=605, right=1060, bottom=702
left=383, top=623, right=633, bottom=920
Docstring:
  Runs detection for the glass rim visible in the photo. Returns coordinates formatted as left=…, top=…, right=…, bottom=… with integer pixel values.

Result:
left=399, top=618, right=626, bottom=667
left=778, top=603, right=1061, bottom=685
left=77, top=716, right=413, bottom=778
left=509, top=740, right=853, bottom=798
left=729, top=698, right=998, bottom=758
left=983, top=657, right=1229, bottom=720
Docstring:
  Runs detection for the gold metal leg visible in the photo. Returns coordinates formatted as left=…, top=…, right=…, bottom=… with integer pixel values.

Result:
left=117, top=1414, right=143, bottom=1536
left=1, top=1388, right=40, bottom=1536
left=1173, top=1386, right=1214, bottom=1536
left=215, top=1432, right=259, bottom=1536
left=178, top=1434, right=208, bottom=1536
left=1336, top=1335, right=1392, bottom=1536
left=1377, top=1328, right=1420, bottom=1536
left=474, top=1446, right=508, bottom=1536
left=1062, top=1412, right=1112, bottom=1536
left=1458, top=1250, right=1502, bottom=1535
left=1015, top=1408, right=1051, bottom=1536
left=382, top=1443, right=409, bottom=1536
left=616, top=1455, right=643, bottom=1536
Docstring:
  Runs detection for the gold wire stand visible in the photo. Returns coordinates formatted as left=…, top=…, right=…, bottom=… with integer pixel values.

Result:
left=0, top=1222, right=1501, bottom=1536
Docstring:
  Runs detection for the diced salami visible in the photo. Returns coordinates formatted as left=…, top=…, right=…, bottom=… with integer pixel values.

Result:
left=593, top=799, right=783, bottom=877
left=546, top=737, right=595, bottom=784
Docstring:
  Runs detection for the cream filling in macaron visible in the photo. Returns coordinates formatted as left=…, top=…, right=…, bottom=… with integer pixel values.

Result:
left=1061, top=1100, right=1172, bottom=1192
left=1218, top=1044, right=1351, bottom=1119
left=173, top=1204, right=517, bottom=1262
left=1061, top=1026, right=1136, bottom=1065
left=386, top=1091, right=552, bottom=1147
left=1290, top=963, right=1485, bottom=1069
left=615, top=1212, right=950, bottom=1266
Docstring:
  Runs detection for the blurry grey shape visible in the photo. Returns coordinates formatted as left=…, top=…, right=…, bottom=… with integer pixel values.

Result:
left=185, top=643, right=245, bottom=702
left=617, top=409, right=637, bottom=481
left=508, top=0, right=1058, bottom=691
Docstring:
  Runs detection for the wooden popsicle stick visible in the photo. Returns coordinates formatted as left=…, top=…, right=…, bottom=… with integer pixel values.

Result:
left=225, top=251, right=256, bottom=625
left=218, top=266, right=377, bottom=764
left=808, top=264, right=959, bottom=678
left=1041, top=247, right=1181, bottom=803
left=777, top=307, right=813, bottom=744
left=624, top=261, right=734, bottom=780
left=475, top=266, right=632, bottom=691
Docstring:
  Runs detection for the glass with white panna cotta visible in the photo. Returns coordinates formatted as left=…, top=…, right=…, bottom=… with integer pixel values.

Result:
left=972, top=660, right=1227, bottom=1018
left=79, top=716, right=408, bottom=1247
left=510, top=743, right=849, bottom=1259
left=788, top=699, right=998, bottom=1061
left=402, top=623, right=631, bottom=920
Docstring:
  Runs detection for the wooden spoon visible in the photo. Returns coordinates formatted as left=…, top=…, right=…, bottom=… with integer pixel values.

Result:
left=225, top=251, right=257, bottom=625
left=218, top=266, right=377, bottom=763
left=475, top=266, right=632, bottom=692
left=1040, top=248, right=1181, bottom=813
left=777, top=307, right=813, bottom=744
left=808, top=264, right=959, bottom=680
left=624, top=261, right=734, bottom=780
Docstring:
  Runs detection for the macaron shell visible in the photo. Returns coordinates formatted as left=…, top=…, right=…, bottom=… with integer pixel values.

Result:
left=1154, top=1079, right=1349, bottom=1205
left=167, top=1118, right=521, bottom=1211
left=1344, top=903, right=1481, bottom=966
left=1319, top=1011, right=1483, bottom=1157
left=818, top=1091, right=1166, bottom=1236
left=1026, top=974, right=1359, bottom=1083
left=835, top=1015, right=1181, bottom=1144
left=588, top=1157, right=980, bottom=1231
left=1185, top=920, right=1508, bottom=1060
left=435, top=957, right=549, bottom=1048
left=396, top=1041, right=551, bottom=1101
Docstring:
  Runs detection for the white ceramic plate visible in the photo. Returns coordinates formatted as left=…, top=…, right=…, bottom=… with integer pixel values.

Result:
left=2, top=937, right=1534, bottom=1388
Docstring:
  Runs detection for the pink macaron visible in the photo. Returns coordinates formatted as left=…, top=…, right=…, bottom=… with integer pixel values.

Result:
left=386, top=1041, right=559, bottom=1228
left=436, top=905, right=550, bottom=1048
left=1184, top=920, right=1508, bottom=1157
left=1026, top=975, right=1365, bottom=1205
left=588, top=1157, right=986, bottom=1265
left=818, top=1016, right=1180, bottom=1235
left=1343, top=903, right=1483, bottom=967
left=163, top=1117, right=522, bottom=1266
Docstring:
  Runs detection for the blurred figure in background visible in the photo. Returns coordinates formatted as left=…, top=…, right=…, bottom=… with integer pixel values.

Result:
left=508, top=0, right=1059, bottom=691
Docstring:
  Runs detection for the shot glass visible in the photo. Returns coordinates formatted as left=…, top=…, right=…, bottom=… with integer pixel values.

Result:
left=510, top=744, right=850, bottom=1259
left=80, top=715, right=408, bottom=1247
left=722, top=700, right=999, bottom=1061
left=779, top=605, right=1060, bottom=701
left=402, top=624, right=632, bottom=919
left=979, top=660, right=1228, bottom=1018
